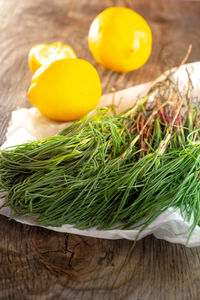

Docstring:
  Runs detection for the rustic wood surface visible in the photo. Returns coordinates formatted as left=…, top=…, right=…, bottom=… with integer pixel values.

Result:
left=1, top=0, right=200, bottom=299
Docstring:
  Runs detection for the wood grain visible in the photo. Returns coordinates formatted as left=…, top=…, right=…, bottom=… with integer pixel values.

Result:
left=0, top=0, right=200, bottom=299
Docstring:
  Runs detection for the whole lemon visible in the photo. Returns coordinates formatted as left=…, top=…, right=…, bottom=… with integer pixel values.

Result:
left=28, top=58, right=102, bottom=121
left=88, top=7, right=152, bottom=73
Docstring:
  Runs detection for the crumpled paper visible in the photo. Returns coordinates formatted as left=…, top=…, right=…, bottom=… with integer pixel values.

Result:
left=1, top=62, right=200, bottom=247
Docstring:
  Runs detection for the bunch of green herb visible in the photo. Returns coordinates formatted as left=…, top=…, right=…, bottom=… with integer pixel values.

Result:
left=0, top=71, right=200, bottom=243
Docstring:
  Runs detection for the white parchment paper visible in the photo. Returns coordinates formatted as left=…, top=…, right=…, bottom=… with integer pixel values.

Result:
left=1, top=62, right=200, bottom=247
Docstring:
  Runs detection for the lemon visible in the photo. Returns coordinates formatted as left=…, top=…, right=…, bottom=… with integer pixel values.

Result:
left=28, top=58, right=102, bottom=121
left=88, top=7, right=152, bottom=73
left=28, top=42, right=77, bottom=74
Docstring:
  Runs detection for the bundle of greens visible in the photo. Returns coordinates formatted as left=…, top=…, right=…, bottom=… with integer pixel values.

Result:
left=1, top=72, right=200, bottom=242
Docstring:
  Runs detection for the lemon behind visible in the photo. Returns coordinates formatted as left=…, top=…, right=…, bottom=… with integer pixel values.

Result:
left=88, top=7, right=152, bottom=73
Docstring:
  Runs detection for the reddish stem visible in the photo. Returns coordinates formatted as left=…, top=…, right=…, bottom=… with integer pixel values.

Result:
left=137, top=113, right=141, bottom=134
left=160, top=108, right=167, bottom=124
left=165, top=107, right=170, bottom=124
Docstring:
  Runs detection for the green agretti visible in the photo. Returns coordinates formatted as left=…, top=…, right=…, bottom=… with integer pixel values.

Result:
left=0, top=75, right=200, bottom=244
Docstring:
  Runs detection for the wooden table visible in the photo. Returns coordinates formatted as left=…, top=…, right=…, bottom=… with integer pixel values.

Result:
left=1, top=0, right=200, bottom=299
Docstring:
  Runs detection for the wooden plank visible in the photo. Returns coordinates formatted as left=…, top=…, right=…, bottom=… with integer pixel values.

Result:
left=0, top=0, right=200, bottom=299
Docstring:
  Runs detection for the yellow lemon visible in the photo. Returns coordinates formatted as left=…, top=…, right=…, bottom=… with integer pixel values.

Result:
left=88, top=7, right=152, bottom=73
left=28, top=42, right=77, bottom=74
left=28, top=58, right=102, bottom=121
